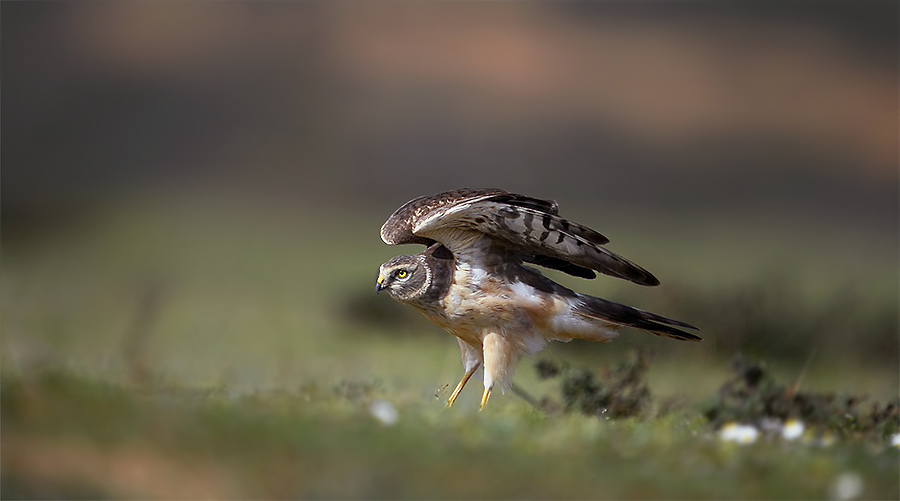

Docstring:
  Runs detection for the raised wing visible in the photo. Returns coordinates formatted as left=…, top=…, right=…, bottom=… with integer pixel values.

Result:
left=381, top=189, right=660, bottom=286
left=381, top=188, right=507, bottom=246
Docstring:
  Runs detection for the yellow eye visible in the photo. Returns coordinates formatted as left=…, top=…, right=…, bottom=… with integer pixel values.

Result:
left=396, top=269, right=409, bottom=279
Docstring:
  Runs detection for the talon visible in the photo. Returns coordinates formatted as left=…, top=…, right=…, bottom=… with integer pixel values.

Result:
left=479, top=387, right=492, bottom=411
left=447, top=366, right=478, bottom=408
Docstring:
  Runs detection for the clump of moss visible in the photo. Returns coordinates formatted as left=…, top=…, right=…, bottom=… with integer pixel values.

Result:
left=704, top=355, right=899, bottom=441
left=536, top=351, right=651, bottom=419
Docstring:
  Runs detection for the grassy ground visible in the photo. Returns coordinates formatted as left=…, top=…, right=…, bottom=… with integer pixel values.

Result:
left=3, top=195, right=898, bottom=498
left=4, top=369, right=898, bottom=499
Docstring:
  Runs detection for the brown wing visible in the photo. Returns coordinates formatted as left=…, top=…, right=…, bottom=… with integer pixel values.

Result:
left=380, top=188, right=508, bottom=246
left=380, top=189, right=591, bottom=277
left=380, top=188, right=660, bottom=286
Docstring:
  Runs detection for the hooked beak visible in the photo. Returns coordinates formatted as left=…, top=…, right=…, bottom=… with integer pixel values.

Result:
left=375, top=275, right=387, bottom=293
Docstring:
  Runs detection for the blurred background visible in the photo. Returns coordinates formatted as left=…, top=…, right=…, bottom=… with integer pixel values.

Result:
left=3, top=2, right=898, bottom=498
left=3, top=0, right=898, bottom=412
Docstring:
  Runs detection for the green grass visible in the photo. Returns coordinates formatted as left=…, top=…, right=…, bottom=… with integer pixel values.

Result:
left=2, top=195, right=898, bottom=498
left=4, top=370, right=898, bottom=499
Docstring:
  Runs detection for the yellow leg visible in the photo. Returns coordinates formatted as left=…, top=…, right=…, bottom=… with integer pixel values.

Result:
left=479, top=387, right=492, bottom=411
left=446, top=365, right=478, bottom=408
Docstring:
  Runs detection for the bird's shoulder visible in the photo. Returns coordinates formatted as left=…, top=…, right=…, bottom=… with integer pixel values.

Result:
left=380, top=188, right=508, bottom=246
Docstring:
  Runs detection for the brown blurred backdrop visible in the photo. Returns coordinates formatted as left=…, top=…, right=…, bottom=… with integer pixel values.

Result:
left=3, top=7, right=899, bottom=498
left=3, top=2, right=897, bottom=224
left=3, top=2, right=898, bottom=372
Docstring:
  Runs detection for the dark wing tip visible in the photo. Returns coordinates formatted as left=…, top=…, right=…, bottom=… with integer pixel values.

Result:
left=598, top=254, right=660, bottom=286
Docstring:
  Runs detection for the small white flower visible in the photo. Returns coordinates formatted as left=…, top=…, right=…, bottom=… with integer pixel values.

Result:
left=829, top=472, right=863, bottom=500
left=890, top=433, right=900, bottom=448
left=719, top=422, right=759, bottom=444
left=782, top=419, right=805, bottom=440
left=369, top=399, right=398, bottom=426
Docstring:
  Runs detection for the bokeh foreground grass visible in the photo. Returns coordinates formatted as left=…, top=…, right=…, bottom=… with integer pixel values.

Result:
left=2, top=195, right=898, bottom=498
left=4, top=368, right=899, bottom=499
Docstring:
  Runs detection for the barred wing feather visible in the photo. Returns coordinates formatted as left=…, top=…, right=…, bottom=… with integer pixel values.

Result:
left=381, top=189, right=660, bottom=286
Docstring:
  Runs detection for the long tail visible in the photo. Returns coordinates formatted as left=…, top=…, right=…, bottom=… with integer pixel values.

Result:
left=574, top=294, right=701, bottom=341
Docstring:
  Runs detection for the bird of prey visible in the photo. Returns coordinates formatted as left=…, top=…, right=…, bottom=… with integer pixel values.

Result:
left=376, top=188, right=700, bottom=410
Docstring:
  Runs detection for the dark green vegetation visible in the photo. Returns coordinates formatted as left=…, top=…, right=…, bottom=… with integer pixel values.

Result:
left=704, top=356, right=899, bottom=442
left=3, top=198, right=898, bottom=498
left=536, top=351, right=653, bottom=419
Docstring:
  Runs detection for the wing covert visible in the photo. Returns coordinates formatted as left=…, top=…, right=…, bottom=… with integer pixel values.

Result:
left=381, top=189, right=661, bottom=286
left=380, top=188, right=508, bottom=246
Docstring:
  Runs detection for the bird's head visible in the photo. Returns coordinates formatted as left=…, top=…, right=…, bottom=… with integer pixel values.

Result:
left=376, top=254, right=429, bottom=302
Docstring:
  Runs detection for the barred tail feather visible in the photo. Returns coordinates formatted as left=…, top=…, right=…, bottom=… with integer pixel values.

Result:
left=574, top=295, right=701, bottom=341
